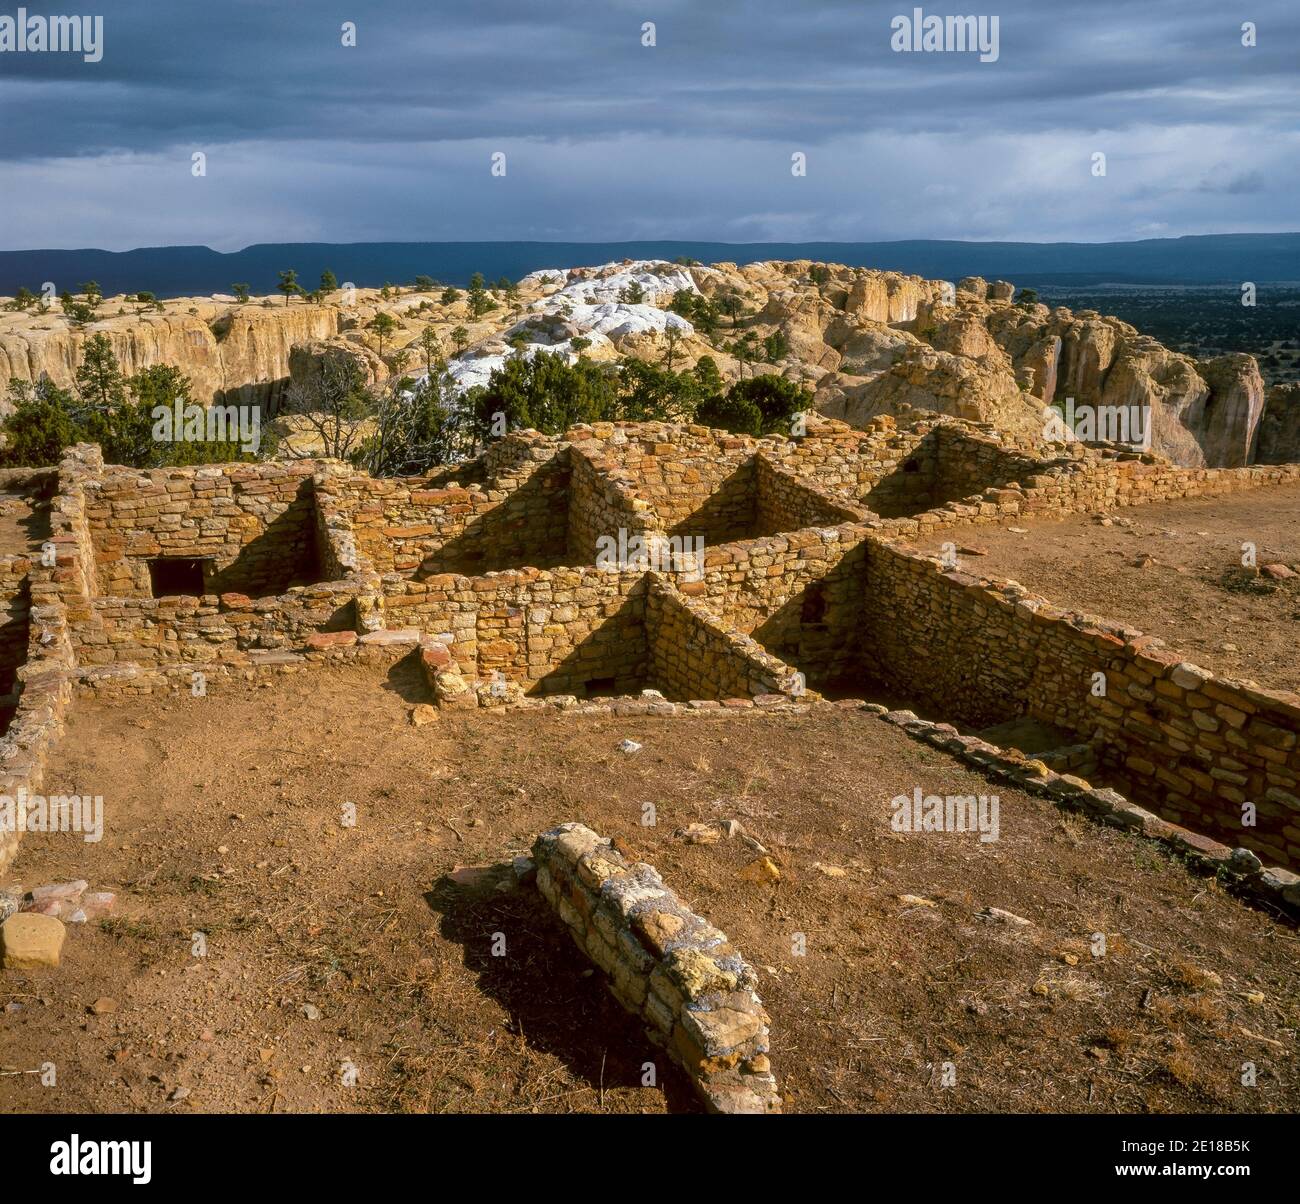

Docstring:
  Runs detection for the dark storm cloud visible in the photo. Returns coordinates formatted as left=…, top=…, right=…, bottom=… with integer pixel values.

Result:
left=0, top=0, right=1295, bottom=246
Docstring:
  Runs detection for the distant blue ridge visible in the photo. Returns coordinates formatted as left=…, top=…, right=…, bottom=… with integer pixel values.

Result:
left=1, top=234, right=1297, bottom=298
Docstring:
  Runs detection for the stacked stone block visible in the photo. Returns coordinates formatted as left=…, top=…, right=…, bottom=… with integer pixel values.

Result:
left=753, top=454, right=867, bottom=533
left=862, top=537, right=1300, bottom=868
left=85, top=459, right=320, bottom=597
left=646, top=577, right=805, bottom=702
left=532, top=822, right=780, bottom=1114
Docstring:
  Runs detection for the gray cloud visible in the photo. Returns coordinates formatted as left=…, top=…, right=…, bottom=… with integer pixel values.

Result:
left=0, top=0, right=1295, bottom=247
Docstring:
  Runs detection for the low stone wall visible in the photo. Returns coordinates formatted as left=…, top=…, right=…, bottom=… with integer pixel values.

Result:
left=753, top=454, right=867, bottom=534
left=85, top=457, right=321, bottom=598
left=532, top=822, right=780, bottom=1114
left=74, top=582, right=360, bottom=669
left=328, top=433, right=572, bottom=577
left=567, top=422, right=761, bottom=541
left=646, top=577, right=804, bottom=702
left=566, top=441, right=660, bottom=565
left=862, top=537, right=1300, bottom=868
left=874, top=447, right=1300, bottom=541
left=686, top=525, right=869, bottom=688
left=382, top=564, right=649, bottom=696
left=0, top=494, right=77, bottom=875
left=0, top=557, right=31, bottom=703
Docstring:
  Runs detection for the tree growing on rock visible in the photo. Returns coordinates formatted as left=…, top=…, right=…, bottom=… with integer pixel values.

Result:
left=467, top=272, right=494, bottom=318
left=232, top=283, right=251, bottom=303
left=417, top=327, right=444, bottom=377
left=0, top=339, right=244, bottom=468
left=473, top=350, right=617, bottom=438
left=360, top=370, right=470, bottom=475
left=277, top=270, right=304, bottom=305
left=662, top=325, right=683, bottom=371
left=763, top=329, right=790, bottom=362
left=60, top=293, right=97, bottom=327
left=367, top=311, right=399, bottom=359
left=280, top=355, right=375, bottom=462
left=4, top=287, right=37, bottom=312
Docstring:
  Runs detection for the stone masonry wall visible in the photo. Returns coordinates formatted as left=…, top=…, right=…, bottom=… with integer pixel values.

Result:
left=532, top=822, right=779, bottom=1114
left=0, top=456, right=80, bottom=875
left=76, top=583, right=359, bottom=669
left=689, top=525, right=870, bottom=687
left=646, top=577, right=803, bottom=702
left=568, top=423, right=760, bottom=540
left=861, top=538, right=1300, bottom=868
left=753, top=454, right=867, bottom=534
left=327, top=433, right=571, bottom=578
left=566, top=441, right=660, bottom=566
left=85, top=459, right=320, bottom=598
left=0, top=558, right=31, bottom=704
left=873, top=449, right=1300, bottom=543
left=382, top=564, right=649, bottom=696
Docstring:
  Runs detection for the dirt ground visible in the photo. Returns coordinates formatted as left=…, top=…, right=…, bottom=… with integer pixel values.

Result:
left=913, top=484, right=1300, bottom=694
left=2, top=662, right=1297, bottom=1115
left=0, top=489, right=51, bottom=555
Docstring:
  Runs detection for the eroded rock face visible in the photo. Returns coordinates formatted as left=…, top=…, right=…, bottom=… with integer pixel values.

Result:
left=0, top=259, right=1285, bottom=469
left=1198, top=354, right=1267, bottom=468
left=288, top=339, right=388, bottom=392
left=977, top=302, right=1270, bottom=467
left=0, top=301, right=342, bottom=412
left=1257, top=383, right=1300, bottom=464
left=819, top=343, right=1046, bottom=442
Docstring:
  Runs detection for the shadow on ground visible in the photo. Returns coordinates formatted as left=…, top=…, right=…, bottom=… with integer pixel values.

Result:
left=425, top=869, right=701, bottom=1113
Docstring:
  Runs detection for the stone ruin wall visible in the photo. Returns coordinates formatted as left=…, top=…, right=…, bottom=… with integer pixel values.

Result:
left=565, top=441, right=659, bottom=566
left=577, top=426, right=760, bottom=541
left=861, top=539, right=1300, bottom=868
left=691, top=525, right=869, bottom=689
left=3, top=419, right=1300, bottom=877
left=85, top=458, right=320, bottom=598
left=646, top=577, right=800, bottom=702
left=386, top=564, right=649, bottom=696
left=752, top=454, right=867, bottom=534
left=532, top=822, right=780, bottom=1114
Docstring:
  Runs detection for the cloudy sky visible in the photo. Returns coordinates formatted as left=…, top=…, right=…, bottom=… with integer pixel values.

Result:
left=0, top=0, right=1295, bottom=250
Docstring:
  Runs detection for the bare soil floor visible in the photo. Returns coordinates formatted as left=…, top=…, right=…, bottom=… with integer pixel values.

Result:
left=2, top=663, right=1297, bottom=1114
left=913, top=484, right=1300, bottom=695
left=0, top=489, right=52, bottom=556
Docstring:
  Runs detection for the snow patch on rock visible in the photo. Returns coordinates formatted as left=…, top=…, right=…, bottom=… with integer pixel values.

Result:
left=525, top=260, right=701, bottom=305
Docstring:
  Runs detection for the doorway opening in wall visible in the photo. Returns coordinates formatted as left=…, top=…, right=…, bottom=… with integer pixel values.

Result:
left=147, top=557, right=211, bottom=598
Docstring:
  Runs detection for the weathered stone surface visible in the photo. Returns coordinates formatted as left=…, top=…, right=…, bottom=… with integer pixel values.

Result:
left=2, top=913, right=66, bottom=968
left=532, top=822, right=779, bottom=1114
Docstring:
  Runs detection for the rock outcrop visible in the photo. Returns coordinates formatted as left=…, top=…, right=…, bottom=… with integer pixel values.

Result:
left=1257, top=383, right=1300, bottom=464
left=0, top=259, right=1286, bottom=469
left=0, top=301, right=343, bottom=412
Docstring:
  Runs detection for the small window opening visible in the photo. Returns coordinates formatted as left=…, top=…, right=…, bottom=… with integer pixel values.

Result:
left=148, top=557, right=209, bottom=598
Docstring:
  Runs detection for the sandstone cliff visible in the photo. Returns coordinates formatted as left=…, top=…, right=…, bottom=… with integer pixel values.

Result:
left=1257, top=383, right=1300, bottom=464
left=0, top=260, right=1284, bottom=469
left=0, top=300, right=343, bottom=411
